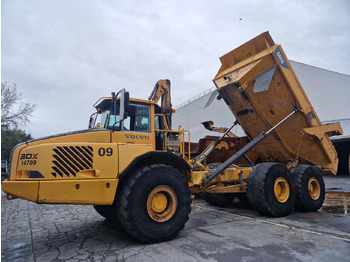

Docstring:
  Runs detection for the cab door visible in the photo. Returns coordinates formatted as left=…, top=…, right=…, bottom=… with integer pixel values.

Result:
left=111, top=102, right=155, bottom=173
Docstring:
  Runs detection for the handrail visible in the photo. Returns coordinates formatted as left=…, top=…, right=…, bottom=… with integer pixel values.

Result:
left=154, top=127, right=190, bottom=160
left=154, top=113, right=190, bottom=160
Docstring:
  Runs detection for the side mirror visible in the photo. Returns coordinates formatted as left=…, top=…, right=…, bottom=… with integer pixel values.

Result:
left=111, top=88, right=130, bottom=131
left=119, top=89, right=130, bottom=121
left=124, top=91, right=130, bottom=119
left=88, top=112, right=97, bottom=129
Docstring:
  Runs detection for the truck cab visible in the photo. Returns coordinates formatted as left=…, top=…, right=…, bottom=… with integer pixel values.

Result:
left=2, top=87, right=193, bottom=243
left=2, top=89, right=190, bottom=205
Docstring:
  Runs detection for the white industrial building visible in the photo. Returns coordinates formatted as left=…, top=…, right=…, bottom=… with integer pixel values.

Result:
left=173, top=61, right=350, bottom=174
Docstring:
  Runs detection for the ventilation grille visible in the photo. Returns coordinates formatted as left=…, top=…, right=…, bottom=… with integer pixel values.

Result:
left=51, top=146, right=93, bottom=177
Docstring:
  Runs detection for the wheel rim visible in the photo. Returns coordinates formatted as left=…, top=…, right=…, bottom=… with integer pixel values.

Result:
left=274, top=177, right=290, bottom=203
left=308, top=177, right=321, bottom=200
left=147, top=185, right=177, bottom=222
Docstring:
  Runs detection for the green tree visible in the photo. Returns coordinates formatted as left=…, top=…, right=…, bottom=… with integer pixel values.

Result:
left=1, top=129, right=33, bottom=161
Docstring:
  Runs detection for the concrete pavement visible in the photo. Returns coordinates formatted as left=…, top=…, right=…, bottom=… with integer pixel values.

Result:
left=1, top=175, right=350, bottom=262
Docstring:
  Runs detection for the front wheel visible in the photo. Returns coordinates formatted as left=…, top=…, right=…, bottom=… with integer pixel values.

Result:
left=116, top=164, right=191, bottom=243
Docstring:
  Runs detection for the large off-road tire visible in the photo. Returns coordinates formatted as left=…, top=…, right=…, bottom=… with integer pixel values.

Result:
left=93, top=205, right=118, bottom=221
left=116, top=164, right=191, bottom=243
left=247, top=163, right=295, bottom=217
left=291, top=165, right=325, bottom=211
left=201, top=193, right=236, bottom=206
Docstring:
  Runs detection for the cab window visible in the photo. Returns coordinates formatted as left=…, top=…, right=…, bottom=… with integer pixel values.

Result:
left=95, top=101, right=150, bottom=132
left=126, top=104, right=150, bottom=132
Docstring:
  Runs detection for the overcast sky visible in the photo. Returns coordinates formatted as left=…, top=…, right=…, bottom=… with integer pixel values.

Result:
left=2, top=0, right=350, bottom=139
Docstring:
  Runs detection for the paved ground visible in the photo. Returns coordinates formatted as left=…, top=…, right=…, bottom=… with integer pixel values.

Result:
left=1, top=175, right=350, bottom=262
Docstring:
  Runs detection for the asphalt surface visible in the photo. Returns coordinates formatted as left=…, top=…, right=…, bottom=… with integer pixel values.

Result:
left=1, top=175, right=350, bottom=262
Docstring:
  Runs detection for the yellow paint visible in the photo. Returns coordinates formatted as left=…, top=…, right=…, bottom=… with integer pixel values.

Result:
left=112, top=131, right=154, bottom=147
left=146, top=185, right=177, bottom=222
left=38, top=179, right=118, bottom=204
left=15, top=142, right=119, bottom=180
left=204, top=184, right=247, bottom=194
left=189, top=170, right=207, bottom=186
left=213, top=32, right=340, bottom=175
left=308, top=177, right=321, bottom=200
left=152, top=193, right=168, bottom=212
left=2, top=181, right=39, bottom=202
left=190, top=167, right=252, bottom=194
left=118, top=143, right=153, bottom=173
left=27, top=130, right=111, bottom=146
left=7, top=142, right=28, bottom=181
left=4, top=100, right=189, bottom=205
left=274, top=177, right=290, bottom=203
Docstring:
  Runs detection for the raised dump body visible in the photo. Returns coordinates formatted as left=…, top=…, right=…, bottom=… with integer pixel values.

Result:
left=213, top=32, right=342, bottom=174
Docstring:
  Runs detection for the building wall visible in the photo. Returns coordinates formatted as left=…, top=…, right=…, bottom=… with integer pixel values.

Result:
left=291, top=61, right=350, bottom=122
left=173, top=61, right=350, bottom=142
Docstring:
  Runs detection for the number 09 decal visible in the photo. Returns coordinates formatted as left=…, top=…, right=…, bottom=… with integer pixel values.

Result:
left=98, top=147, right=113, bottom=156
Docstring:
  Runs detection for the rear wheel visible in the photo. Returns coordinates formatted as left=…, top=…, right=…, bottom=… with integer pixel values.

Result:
left=116, top=164, right=191, bottom=243
left=291, top=165, right=325, bottom=211
left=247, top=163, right=295, bottom=217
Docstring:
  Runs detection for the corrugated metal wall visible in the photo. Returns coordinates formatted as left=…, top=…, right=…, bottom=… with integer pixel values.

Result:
left=173, top=61, right=350, bottom=142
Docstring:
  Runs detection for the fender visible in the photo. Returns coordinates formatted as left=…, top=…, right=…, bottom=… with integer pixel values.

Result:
left=119, top=151, right=191, bottom=181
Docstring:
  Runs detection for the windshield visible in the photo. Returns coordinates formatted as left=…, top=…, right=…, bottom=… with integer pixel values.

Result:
left=93, top=101, right=150, bottom=132
left=99, top=102, right=122, bottom=130
left=90, top=89, right=131, bottom=130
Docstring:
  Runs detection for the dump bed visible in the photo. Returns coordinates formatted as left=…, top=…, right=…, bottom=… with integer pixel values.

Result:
left=213, top=32, right=342, bottom=174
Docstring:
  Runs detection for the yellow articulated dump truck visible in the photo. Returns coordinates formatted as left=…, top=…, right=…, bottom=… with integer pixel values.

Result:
left=2, top=32, right=342, bottom=243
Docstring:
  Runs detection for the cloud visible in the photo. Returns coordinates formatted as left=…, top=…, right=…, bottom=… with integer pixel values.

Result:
left=2, top=0, right=349, bottom=138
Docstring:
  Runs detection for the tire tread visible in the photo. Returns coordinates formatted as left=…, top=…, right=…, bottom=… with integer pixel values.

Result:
left=116, top=164, right=191, bottom=243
